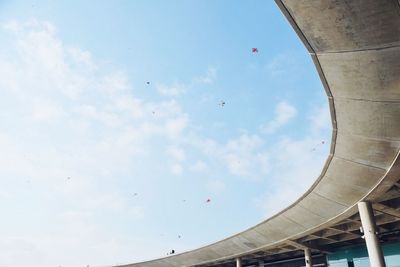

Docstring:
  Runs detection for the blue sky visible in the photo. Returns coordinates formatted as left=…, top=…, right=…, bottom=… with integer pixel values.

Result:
left=0, top=1, right=331, bottom=266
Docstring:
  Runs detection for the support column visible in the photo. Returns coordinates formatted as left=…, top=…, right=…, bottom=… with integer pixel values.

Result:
left=304, top=248, right=313, bottom=267
left=358, top=201, right=386, bottom=267
left=236, top=257, right=242, bottom=267
left=258, top=260, right=264, bottom=267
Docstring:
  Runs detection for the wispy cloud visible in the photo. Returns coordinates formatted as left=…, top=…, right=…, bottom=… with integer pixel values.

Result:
left=262, top=101, right=297, bottom=134
left=167, top=146, right=186, bottom=162
left=256, top=103, right=331, bottom=217
left=0, top=19, right=192, bottom=267
left=156, top=82, right=187, bottom=97
left=167, top=146, right=186, bottom=175
left=309, top=104, right=332, bottom=133
left=206, top=179, right=226, bottom=194
left=0, top=17, right=332, bottom=267
left=192, top=134, right=270, bottom=179
left=156, top=66, right=218, bottom=97
left=189, top=160, right=207, bottom=172
left=265, top=52, right=298, bottom=77
left=194, top=66, right=218, bottom=84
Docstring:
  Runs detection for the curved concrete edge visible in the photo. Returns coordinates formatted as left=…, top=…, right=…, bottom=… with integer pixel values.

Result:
left=115, top=1, right=400, bottom=266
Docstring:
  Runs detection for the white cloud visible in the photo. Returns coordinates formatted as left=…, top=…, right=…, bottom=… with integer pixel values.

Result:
left=190, top=160, right=207, bottom=172
left=256, top=103, right=331, bottom=217
left=0, top=18, right=333, bottom=267
left=146, top=99, right=183, bottom=118
left=74, top=104, right=123, bottom=128
left=263, top=101, right=297, bottom=134
left=170, top=163, right=183, bottom=175
left=0, top=19, right=194, bottom=267
left=31, top=97, right=65, bottom=122
left=256, top=187, right=305, bottom=218
left=167, top=146, right=186, bottom=162
left=164, top=115, right=189, bottom=138
left=167, top=146, right=186, bottom=175
left=156, top=82, right=187, bottom=96
left=206, top=179, right=226, bottom=194
left=265, top=52, right=297, bottom=77
left=195, top=66, right=217, bottom=84
left=67, top=47, right=97, bottom=71
left=192, top=134, right=270, bottom=179
left=129, top=205, right=146, bottom=219
left=309, top=105, right=331, bottom=133
left=114, top=96, right=144, bottom=119
left=156, top=66, right=217, bottom=97
left=98, top=71, right=131, bottom=95
left=255, top=136, right=329, bottom=217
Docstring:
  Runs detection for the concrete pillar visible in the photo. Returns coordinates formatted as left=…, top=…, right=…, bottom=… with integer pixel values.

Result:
left=258, top=260, right=264, bottom=267
left=358, top=201, right=386, bottom=267
left=236, top=257, right=242, bottom=267
left=304, top=248, right=313, bottom=267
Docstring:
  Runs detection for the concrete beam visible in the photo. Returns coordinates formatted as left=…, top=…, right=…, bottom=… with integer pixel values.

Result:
left=285, top=240, right=331, bottom=254
left=373, top=203, right=400, bottom=219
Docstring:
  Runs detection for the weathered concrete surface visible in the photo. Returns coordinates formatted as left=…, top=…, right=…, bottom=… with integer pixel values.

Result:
left=115, top=1, right=400, bottom=266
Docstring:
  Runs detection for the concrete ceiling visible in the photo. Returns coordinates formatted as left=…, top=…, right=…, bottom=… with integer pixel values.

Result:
left=115, top=1, right=400, bottom=266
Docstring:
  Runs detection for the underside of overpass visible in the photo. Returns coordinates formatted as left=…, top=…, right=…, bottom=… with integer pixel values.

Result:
left=199, top=193, right=400, bottom=266
left=116, top=1, right=400, bottom=266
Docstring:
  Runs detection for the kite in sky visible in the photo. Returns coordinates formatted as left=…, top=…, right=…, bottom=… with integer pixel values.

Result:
left=252, top=47, right=258, bottom=53
left=219, top=101, right=226, bottom=107
left=206, top=198, right=211, bottom=203
left=311, top=140, right=326, bottom=152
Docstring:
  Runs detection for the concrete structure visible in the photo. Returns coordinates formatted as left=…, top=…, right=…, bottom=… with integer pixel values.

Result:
left=304, top=248, right=312, bottom=267
left=115, top=1, right=400, bottom=266
left=235, top=258, right=241, bottom=267
left=358, top=202, right=386, bottom=267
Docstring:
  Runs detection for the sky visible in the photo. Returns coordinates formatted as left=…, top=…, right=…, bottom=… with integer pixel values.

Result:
left=0, top=1, right=331, bottom=266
